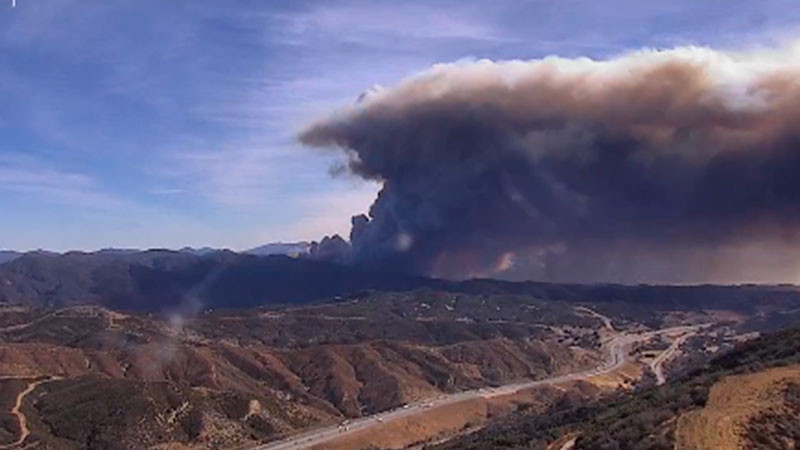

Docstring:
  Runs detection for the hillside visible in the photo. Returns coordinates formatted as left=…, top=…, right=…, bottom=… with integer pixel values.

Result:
left=0, top=251, right=443, bottom=310
left=430, top=324, right=800, bottom=450
left=0, top=252, right=20, bottom=264
left=3, top=252, right=800, bottom=449
left=675, top=364, right=800, bottom=449
left=0, top=292, right=607, bottom=449
left=4, top=251, right=800, bottom=317
left=0, top=282, right=797, bottom=449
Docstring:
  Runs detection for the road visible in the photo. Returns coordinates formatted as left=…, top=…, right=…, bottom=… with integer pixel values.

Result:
left=558, top=437, right=577, bottom=450
left=252, top=323, right=704, bottom=450
left=574, top=306, right=615, bottom=331
left=0, top=306, right=124, bottom=333
left=0, top=376, right=58, bottom=450
left=649, top=330, right=697, bottom=385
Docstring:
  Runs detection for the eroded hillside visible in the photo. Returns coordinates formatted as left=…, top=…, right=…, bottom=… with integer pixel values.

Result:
left=0, top=292, right=604, bottom=449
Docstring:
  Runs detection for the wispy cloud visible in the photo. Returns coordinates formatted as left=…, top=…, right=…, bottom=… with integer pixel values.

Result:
left=0, top=153, right=127, bottom=210
left=0, top=153, right=235, bottom=252
left=253, top=185, right=379, bottom=242
left=148, top=134, right=379, bottom=246
left=155, top=143, right=289, bottom=209
left=275, top=2, right=511, bottom=47
left=148, top=188, right=186, bottom=196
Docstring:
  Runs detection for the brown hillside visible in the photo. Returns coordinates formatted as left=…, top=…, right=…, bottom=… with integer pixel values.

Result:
left=675, top=364, right=800, bottom=450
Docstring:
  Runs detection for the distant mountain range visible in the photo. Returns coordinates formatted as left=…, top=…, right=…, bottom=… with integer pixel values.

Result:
left=0, top=251, right=21, bottom=264
left=0, top=241, right=313, bottom=263
left=174, top=241, right=312, bottom=257
left=0, top=249, right=440, bottom=311
left=245, top=241, right=311, bottom=257
left=0, top=249, right=60, bottom=264
left=2, top=247, right=800, bottom=313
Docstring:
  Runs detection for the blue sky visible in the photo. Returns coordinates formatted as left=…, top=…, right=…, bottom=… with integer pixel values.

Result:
left=1, top=0, right=799, bottom=252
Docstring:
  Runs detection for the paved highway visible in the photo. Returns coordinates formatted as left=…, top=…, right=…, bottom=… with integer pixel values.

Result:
left=649, top=329, right=699, bottom=385
left=252, top=323, right=706, bottom=450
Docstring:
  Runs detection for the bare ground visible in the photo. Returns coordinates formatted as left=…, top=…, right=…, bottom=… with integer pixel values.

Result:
left=675, top=364, right=800, bottom=450
left=305, top=379, right=610, bottom=450
left=584, top=361, right=643, bottom=389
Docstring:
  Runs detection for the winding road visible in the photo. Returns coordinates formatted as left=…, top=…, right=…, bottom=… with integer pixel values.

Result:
left=252, top=322, right=705, bottom=450
left=649, top=330, right=698, bottom=385
left=0, top=376, right=58, bottom=449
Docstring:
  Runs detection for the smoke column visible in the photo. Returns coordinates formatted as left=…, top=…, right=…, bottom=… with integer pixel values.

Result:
left=301, top=44, right=800, bottom=284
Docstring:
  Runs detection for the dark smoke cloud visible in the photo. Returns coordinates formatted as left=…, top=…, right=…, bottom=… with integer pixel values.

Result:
left=300, top=45, right=800, bottom=284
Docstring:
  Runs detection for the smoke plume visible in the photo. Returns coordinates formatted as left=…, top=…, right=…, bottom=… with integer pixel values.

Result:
left=300, top=44, right=800, bottom=283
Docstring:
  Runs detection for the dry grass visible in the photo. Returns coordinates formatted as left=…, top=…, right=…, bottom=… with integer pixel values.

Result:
left=675, top=364, right=800, bottom=450
left=312, top=385, right=571, bottom=450
left=311, top=398, right=489, bottom=450
left=585, top=362, right=643, bottom=389
left=314, top=357, right=647, bottom=450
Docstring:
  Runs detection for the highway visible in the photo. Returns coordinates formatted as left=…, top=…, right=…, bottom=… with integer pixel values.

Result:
left=252, top=322, right=705, bottom=450
left=649, top=329, right=698, bottom=385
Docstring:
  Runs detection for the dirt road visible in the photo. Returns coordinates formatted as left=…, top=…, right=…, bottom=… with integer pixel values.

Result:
left=0, top=376, right=57, bottom=449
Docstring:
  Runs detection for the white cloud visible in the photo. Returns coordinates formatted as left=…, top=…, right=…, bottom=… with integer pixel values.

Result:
left=154, top=142, right=290, bottom=209
left=277, top=2, right=510, bottom=45
left=254, top=185, right=379, bottom=242
left=0, top=153, right=127, bottom=210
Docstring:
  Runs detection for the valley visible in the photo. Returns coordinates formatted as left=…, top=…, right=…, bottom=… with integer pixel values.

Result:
left=254, top=322, right=704, bottom=450
left=0, top=251, right=799, bottom=449
left=0, top=294, right=602, bottom=449
left=0, top=284, right=788, bottom=449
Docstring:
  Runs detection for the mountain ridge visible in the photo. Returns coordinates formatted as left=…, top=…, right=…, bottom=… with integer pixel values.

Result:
left=2, top=249, right=800, bottom=313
